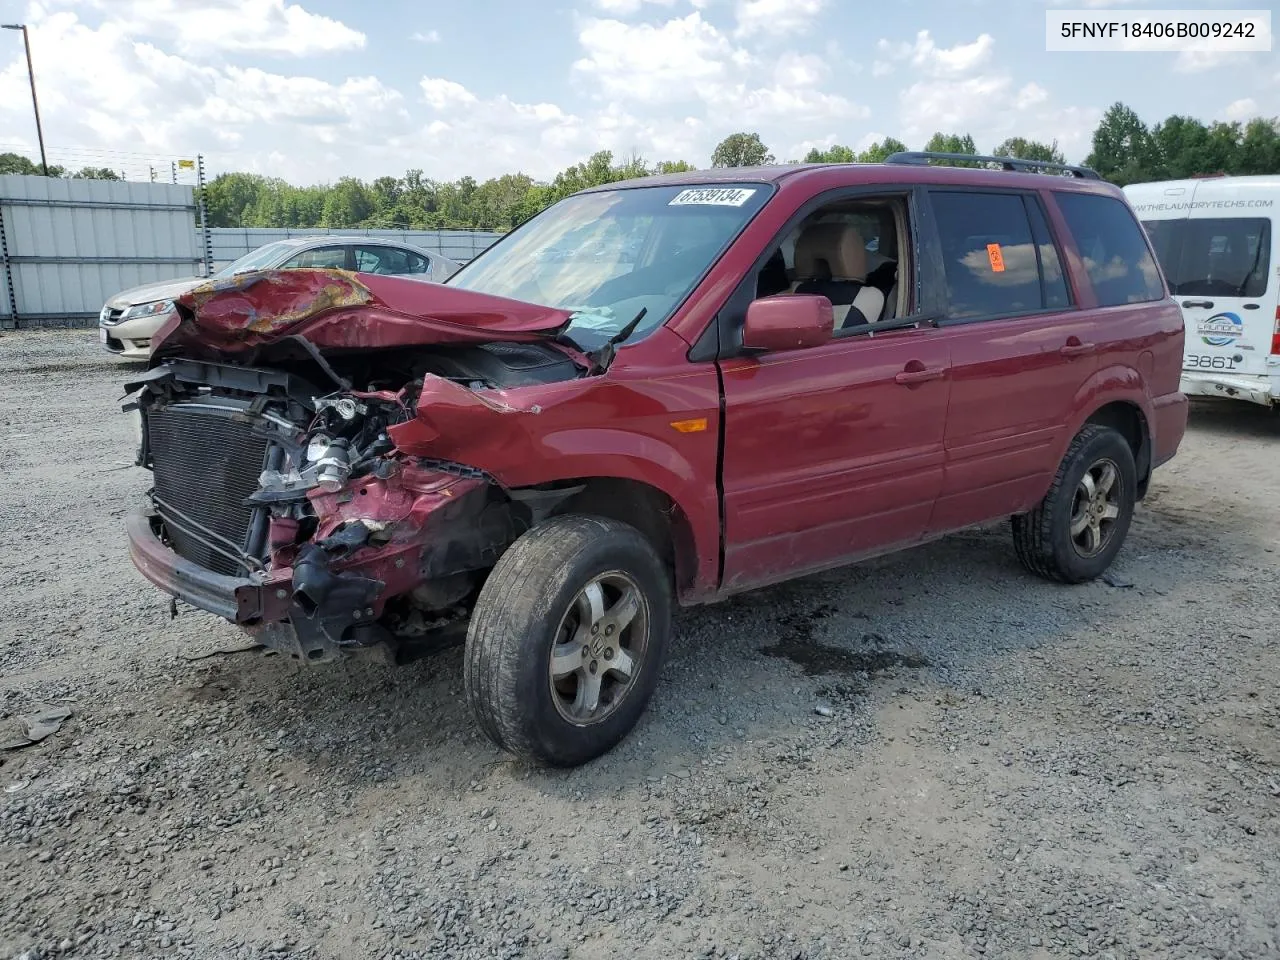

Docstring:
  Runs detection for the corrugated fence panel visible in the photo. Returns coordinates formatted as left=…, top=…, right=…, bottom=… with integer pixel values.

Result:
left=1, top=174, right=201, bottom=327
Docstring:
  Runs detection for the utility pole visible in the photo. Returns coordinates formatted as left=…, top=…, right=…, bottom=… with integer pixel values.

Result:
left=1, top=24, right=49, bottom=176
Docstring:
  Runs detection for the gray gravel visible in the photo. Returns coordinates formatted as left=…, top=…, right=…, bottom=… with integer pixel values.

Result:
left=2, top=330, right=1277, bottom=960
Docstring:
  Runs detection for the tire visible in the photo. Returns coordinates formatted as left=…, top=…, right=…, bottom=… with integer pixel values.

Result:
left=463, top=514, right=672, bottom=767
left=1012, top=424, right=1137, bottom=584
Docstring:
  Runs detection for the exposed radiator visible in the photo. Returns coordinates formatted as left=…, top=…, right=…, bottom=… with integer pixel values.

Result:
left=145, top=403, right=270, bottom=577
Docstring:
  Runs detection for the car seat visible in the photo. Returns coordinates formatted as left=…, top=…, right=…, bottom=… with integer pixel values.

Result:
left=790, top=222, right=885, bottom=329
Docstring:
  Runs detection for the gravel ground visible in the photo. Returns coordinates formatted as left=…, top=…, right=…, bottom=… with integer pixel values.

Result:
left=1, top=330, right=1277, bottom=960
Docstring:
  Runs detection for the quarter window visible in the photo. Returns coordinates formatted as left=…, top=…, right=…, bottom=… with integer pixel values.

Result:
left=355, top=246, right=430, bottom=275
left=1055, top=193, right=1164, bottom=307
left=930, top=192, right=1064, bottom=319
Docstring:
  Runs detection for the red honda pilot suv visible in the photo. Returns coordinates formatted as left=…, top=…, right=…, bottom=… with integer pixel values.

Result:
left=124, top=153, right=1188, bottom=767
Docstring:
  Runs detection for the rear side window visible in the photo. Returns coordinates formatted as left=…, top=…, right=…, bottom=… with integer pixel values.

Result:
left=1141, top=217, right=1270, bottom=299
left=1055, top=193, right=1164, bottom=307
left=930, top=191, right=1067, bottom=319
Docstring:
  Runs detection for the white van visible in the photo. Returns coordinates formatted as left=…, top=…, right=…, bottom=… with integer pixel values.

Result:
left=1124, top=176, right=1278, bottom=409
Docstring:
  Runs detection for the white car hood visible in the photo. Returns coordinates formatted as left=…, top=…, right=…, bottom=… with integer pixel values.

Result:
left=106, top=275, right=207, bottom=310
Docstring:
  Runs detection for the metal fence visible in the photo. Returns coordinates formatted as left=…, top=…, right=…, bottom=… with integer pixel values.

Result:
left=0, top=174, right=202, bottom=328
left=208, top=228, right=502, bottom=272
left=0, top=174, right=504, bottom=329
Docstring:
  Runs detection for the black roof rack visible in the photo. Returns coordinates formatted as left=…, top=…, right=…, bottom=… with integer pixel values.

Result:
left=884, top=151, right=1102, bottom=180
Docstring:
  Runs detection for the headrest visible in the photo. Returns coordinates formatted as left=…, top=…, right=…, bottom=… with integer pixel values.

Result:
left=793, top=222, right=868, bottom=282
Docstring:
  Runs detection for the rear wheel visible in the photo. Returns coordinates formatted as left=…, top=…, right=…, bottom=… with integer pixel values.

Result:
left=463, top=515, right=671, bottom=767
left=1013, top=424, right=1136, bottom=583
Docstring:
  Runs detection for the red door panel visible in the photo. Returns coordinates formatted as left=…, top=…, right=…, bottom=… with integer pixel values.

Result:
left=932, top=311, right=1101, bottom=531
left=718, top=327, right=950, bottom=592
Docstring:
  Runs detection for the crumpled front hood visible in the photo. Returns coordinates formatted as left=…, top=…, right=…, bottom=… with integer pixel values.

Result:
left=151, top=268, right=574, bottom=362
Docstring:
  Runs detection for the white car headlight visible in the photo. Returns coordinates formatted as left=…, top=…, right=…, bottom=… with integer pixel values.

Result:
left=119, top=299, right=176, bottom=321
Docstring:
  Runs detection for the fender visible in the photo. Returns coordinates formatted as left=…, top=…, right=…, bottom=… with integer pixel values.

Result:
left=505, top=429, right=721, bottom=599
left=1041, top=362, right=1155, bottom=497
left=387, top=375, right=722, bottom=599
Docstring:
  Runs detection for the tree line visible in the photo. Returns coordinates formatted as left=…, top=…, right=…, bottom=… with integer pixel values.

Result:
left=0, top=154, right=123, bottom=180
left=2, top=101, right=1276, bottom=233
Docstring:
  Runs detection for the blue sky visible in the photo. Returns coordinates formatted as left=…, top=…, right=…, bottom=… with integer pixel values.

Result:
left=0, top=0, right=1274, bottom=184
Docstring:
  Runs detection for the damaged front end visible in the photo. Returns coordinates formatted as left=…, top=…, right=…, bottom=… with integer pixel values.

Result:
left=123, top=268, right=587, bottom=662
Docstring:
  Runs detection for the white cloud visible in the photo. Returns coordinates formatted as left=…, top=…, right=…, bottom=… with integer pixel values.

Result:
left=0, top=9, right=401, bottom=181
left=773, top=51, right=827, bottom=88
left=589, top=0, right=678, bottom=12
left=1223, top=97, right=1257, bottom=121
left=410, top=30, right=440, bottom=43
left=898, top=72, right=1098, bottom=160
left=877, top=30, right=994, bottom=76
left=420, top=77, right=479, bottom=110
left=734, top=0, right=824, bottom=39
left=46, top=0, right=365, bottom=57
left=573, top=14, right=741, bottom=102
left=407, top=77, right=706, bottom=180
left=1174, top=49, right=1237, bottom=73
left=1015, top=82, right=1049, bottom=109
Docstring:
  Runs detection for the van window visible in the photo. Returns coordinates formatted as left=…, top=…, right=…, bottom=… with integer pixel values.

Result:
left=1055, top=193, right=1164, bottom=307
left=1139, top=217, right=1270, bottom=299
left=930, top=192, right=1058, bottom=319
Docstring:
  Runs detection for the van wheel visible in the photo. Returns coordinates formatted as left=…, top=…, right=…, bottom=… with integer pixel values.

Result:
left=1012, top=424, right=1137, bottom=584
left=463, top=515, right=671, bottom=768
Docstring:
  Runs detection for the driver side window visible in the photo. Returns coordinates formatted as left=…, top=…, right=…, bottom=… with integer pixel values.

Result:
left=753, top=196, right=909, bottom=331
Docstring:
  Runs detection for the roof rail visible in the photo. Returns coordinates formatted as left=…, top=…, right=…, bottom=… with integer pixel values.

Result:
left=884, top=151, right=1102, bottom=180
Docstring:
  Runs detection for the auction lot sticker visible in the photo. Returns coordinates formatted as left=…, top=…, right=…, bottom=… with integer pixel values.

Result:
left=669, top=188, right=757, bottom=207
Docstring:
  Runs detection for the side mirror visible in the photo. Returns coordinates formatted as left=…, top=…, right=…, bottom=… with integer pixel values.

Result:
left=742, top=294, right=833, bottom=353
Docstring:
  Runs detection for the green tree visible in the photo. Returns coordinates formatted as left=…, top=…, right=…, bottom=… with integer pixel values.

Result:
left=321, top=176, right=374, bottom=227
left=992, top=137, right=1065, bottom=164
left=711, top=132, right=774, bottom=168
left=71, top=166, right=122, bottom=180
left=924, top=133, right=977, bottom=154
left=803, top=144, right=856, bottom=163
left=1086, top=102, right=1157, bottom=185
left=1237, top=118, right=1280, bottom=175
left=857, top=138, right=908, bottom=163
left=204, top=172, right=270, bottom=227
left=654, top=160, right=696, bottom=174
left=0, top=152, right=65, bottom=176
left=0, top=152, right=39, bottom=175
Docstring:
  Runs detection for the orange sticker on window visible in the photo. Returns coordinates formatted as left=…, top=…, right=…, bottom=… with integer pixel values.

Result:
left=986, top=243, right=1006, bottom=273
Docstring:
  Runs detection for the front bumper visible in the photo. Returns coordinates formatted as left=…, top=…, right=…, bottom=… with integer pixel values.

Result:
left=127, top=508, right=288, bottom=623
left=1180, top=371, right=1279, bottom=408
left=101, top=313, right=169, bottom=358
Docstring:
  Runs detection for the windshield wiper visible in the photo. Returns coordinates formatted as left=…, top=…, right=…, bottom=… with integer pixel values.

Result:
left=588, top=307, right=647, bottom=375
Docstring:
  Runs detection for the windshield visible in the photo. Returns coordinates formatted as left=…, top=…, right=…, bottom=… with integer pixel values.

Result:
left=213, top=240, right=296, bottom=278
left=447, top=183, right=772, bottom=349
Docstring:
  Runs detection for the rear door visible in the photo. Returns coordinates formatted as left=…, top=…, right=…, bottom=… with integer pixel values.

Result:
left=1174, top=181, right=1275, bottom=378
left=924, top=188, right=1096, bottom=531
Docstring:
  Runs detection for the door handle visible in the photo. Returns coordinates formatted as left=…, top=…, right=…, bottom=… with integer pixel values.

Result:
left=1243, top=303, right=1260, bottom=310
left=1060, top=341, right=1096, bottom=358
left=894, top=366, right=946, bottom=385
left=1182, top=300, right=1214, bottom=309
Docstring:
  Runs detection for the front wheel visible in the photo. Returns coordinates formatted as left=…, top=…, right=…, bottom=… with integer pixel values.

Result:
left=463, top=515, right=672, bottom=767
left=1012, top=424, right=1137, bottom=584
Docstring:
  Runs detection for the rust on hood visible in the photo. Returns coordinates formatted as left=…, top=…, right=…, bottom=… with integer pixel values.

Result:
left=153, top=267, right=575, bottom=360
